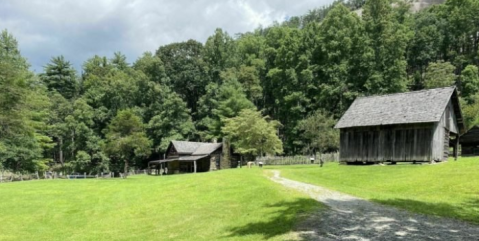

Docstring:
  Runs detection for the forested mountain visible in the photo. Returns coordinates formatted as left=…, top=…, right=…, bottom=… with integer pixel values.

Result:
left=1, top=0, right=479, bottom=174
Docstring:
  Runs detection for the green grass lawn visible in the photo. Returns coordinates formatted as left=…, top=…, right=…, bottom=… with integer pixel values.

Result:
left=267, top=157, right=479, bottom=223
left=0, top=169, right=322, bottom=241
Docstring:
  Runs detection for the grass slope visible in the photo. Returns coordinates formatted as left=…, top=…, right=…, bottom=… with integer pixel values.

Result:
left=0, top=169, right=322, bottom=241
left=270, top=157, right=479, bottom=223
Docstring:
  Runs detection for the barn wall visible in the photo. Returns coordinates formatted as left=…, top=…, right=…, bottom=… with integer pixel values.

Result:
left=432, top=114, right=446, bottom=161
left=339, top=124, right=434, bottom=162
left=447, top=100, right=459, bottom=134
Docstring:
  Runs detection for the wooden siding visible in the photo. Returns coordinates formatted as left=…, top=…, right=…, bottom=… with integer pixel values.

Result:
left=339, top=124, right=434, bottom=162
left=447, top=100, right=459, bottom=134
left=462, top=144, right=479, bottom=156
left=460, top=126, right=479, bottom=144
left=432, top=115, right=445, bottom=161
left=167, top=145, right=179, bottom=158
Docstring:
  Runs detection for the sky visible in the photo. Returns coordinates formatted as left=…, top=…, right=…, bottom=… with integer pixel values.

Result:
left=1, top=0, right=335, bottom=72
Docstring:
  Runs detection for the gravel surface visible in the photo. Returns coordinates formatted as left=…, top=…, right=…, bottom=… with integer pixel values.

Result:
left=269, top=170, right=479, bottom=241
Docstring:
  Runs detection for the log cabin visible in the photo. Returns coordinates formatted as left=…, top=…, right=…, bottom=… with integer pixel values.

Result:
left=148, top=140, right=235, bottom=174
left=460, top=126, right=479, bottom=156
left=335, top=87, right=465, bottom=164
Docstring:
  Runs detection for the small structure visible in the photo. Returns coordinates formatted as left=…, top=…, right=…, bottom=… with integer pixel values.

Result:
left=460, top=126, right=479, bottom=156
left=148, top=141, right=234, bottom=174
left=335, top=87, right=465, bottom=164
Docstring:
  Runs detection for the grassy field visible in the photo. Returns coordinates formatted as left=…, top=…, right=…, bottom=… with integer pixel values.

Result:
left=0, top=169, right=322, bottom=241
left=268, top=157, right=479, bottom=223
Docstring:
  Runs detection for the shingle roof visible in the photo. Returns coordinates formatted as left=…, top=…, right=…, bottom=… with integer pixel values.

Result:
left=171, top=141, right=222, bottom=155
left=335, top=87, right=456, bottom=129
left=192, top=143, right=222, bottom=155
left=171, top=141, right=203, bottom=154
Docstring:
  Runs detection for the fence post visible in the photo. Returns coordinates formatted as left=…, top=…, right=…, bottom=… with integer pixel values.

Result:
left=84, top=172, right=86, bottom=179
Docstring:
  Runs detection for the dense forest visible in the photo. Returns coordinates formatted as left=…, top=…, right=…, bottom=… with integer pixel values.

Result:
left=1, top=0, right=479, bottom=174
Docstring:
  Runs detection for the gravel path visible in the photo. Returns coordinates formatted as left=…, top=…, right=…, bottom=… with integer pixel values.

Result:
left=269, top=170, right=479, bottom=241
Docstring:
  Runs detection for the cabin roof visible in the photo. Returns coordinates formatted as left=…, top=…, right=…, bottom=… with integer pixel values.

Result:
left=335, top=87, right=460, bottom=129
left=171, top=141, right=222, bottom=155
left=192, top=143, right=222, bottom=155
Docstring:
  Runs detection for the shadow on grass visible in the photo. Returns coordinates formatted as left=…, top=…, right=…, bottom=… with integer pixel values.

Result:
left=225, top=198, right=321, bottom=240
left=373, top=198, right=479, bottom=224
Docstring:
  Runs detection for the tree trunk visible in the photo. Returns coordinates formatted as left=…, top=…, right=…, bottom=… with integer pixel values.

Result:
left=71, top=131, right=75, bottom=161
left=59, top=137, right=64, bottom=168
left=123, top=160, right=128, bottom=179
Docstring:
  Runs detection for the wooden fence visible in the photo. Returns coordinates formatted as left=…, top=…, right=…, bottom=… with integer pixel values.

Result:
left=257, top=152, right=339, bottom=165
left=0, top=169, right=148, bottom=183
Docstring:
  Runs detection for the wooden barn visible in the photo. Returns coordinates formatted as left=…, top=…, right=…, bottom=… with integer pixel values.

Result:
left=148, top=141, right=234, bottom=174
left=335, top=87, right=465, bottom=164
left=460, top=126, right=479, bottom=156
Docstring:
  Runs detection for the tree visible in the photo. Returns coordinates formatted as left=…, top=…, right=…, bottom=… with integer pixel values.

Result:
left=133, top=52, right=169, bottom=84
left=147, top=89, right=195, bottom=153
left=424, top=60, right=456, bottom=89
left=314, top=3, right=370, bottom=116
left=363, top=0, right=409, bottom=94
left=156, top=40, right=210, bottom=117
left=299, top=111, right=339, bottom=155
left=104, top=110, right=151, bottom=178
left=203, top=28, right=238, bottom=83
left=461, top=95, right=479, bottom=129
left=407, top=10, right=446, bottom=87
left=222, top=109, right=283, bottom=158
left=0, top=30, right=53, bottom=173
left=40, top=56, right=78, bottom=99
left=221, top=66, right=263, bottom=102
left=461, top=65, right=479, bottom=103
left=111, top=52, right=129, bottom=71
left=207, top=79, right=255, bottom=139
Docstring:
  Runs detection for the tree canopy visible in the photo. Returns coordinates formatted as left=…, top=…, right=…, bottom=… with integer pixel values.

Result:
left=2, top=0, right=479, bottom=174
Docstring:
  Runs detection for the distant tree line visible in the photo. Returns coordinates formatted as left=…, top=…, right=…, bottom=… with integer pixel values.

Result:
left=1, top=0, right=479, bottom=175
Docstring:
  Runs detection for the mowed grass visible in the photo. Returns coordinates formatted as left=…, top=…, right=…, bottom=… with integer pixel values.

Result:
left=267, top=157, right=479, bottom=223
left=0, top=168, right=322, bottom=241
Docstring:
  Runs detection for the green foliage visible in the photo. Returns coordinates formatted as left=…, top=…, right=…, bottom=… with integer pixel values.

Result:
left=4, top=0, right=479, bottom=172
left=222, top=109, right=283, bottom=157
left=156, top=40, right=210, bottom=115
left=200, top=78, right=255, bottom=140
left=133, top=52, right=168, bottom=84
left=299, top=111, right=339, bottom=154
left=104, top=109, right=151, bottom=177
left=461, top=95, right=479, bottom=129
left=0, top=30, right=51, bottom=172
left=363, top=0, right=409, bottom=94
left=424, top=60, right=456, bottom=89
left=461, top=65, right=479, bottom=103
left=314, top=3, right=369, bottom=116
left=40, top=56, right=78, bottom=99
left=147, top=89, right=195, bottom=152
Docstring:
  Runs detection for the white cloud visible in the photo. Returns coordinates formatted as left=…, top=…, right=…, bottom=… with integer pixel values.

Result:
left=0, top=0, right=335, bottom=72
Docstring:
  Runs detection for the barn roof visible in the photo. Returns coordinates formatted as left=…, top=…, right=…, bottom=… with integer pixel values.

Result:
left=335, top=87, right=461, bottom=129
left=170, top=141, right=222, bottom=155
